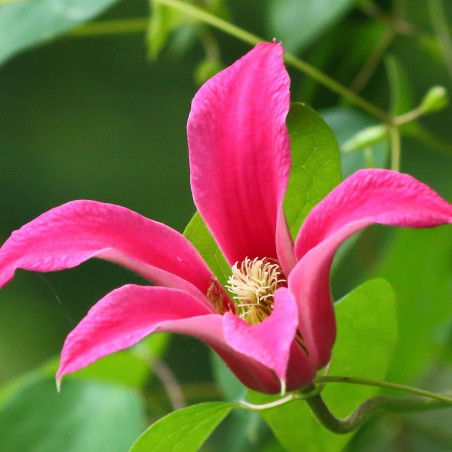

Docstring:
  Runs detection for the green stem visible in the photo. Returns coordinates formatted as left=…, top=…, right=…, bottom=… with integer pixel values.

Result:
left=429, top=0, right=452, bottom=80
left=302, top=383, right=450, bottom=434
left=393, top=108, right=423, bottom=126
left=68, top=18, right=148, bottom=37
left=153, top=0, right=390, bottom=123
left=314, top=376, right=452, bottom=404
left=350, top=27, right=396, bottom=93
left=389, top=125, right=401, bottom=171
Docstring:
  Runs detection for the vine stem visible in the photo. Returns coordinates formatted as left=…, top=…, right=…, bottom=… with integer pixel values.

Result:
left=314, top=376, right=452, bottom=404
left=153, top=0, right=391, bottom=123
left=69, top=18, right=149, bottom=37
left=301, top=384, right=451, bottom=434
left=389, top=125, right=401, bottom=171
left=240, top=379, right=451, bottom=434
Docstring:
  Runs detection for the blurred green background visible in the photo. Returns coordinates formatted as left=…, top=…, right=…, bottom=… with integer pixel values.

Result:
left=0, top=0, right=451, bottom=450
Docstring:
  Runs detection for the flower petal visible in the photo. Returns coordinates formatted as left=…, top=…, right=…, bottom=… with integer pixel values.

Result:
left=290, top=169, right=452, bottom=369
left=223, top=287, right=314, bottom=387
left=188, top=42, right=292, bottom=265
left=0, top=200, right=215, bottom=305
left=58, top=284, right=283, bottom=393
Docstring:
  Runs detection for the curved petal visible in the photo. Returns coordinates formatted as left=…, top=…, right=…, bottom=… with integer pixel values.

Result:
left=58, top=285, right=285, bottom=394
left=0, top=200, right=215, bottom=306
left=290, top=169, right=452, bottom=369
left=188, top=42, right=292, bottom=265
left=223, top=287, right=314, bottom=388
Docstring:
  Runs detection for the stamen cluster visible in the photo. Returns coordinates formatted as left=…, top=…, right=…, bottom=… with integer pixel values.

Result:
left=226, top=257, right=286, bottom=325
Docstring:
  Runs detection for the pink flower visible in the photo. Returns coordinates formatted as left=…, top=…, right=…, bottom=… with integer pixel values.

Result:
left=1, top=42, right=451, bottom=394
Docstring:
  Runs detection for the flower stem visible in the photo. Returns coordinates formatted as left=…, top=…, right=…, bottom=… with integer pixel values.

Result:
left=152, top=0, right=390, bottom=123
left=314, top=376, right=452, bottom=404
left=68, top=18, right=149, bottom=37
left=301, top=384, right=450, bottom=434
left=389, top=125, right=401, bottom=171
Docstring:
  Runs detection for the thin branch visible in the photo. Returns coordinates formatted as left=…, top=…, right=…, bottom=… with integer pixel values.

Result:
left=68, top=18, right=148, bottom=37
left=151, top=357, right=186, bottom=410
left=389, top=125, right=401, bottom=171
left=350, top=27, right=396, bottom=93
left=153, top=0, right=391, bottom=123
left=314, top=376, right=452, bottom=404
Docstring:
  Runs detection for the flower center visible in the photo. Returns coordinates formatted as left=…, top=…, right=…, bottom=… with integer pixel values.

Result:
left=225, top=257, right=286, bottom=325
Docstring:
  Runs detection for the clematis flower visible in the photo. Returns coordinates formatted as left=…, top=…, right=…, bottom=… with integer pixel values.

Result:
left=1, top=42, right=452, bottom=395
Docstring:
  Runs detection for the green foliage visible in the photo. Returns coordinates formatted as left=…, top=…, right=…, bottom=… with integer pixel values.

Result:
left=266, top=0, right=354, bottom=53
left=130, top=402, right=234, bottom=452
left=343, top=124, right=388, bottom=153
left=373, top=228, right=452, bottom=385
left=0, top=0, right=119, bottom=65
left=0, top=373, right=145, bottom=452
left=419, top=86, right=449, bottom=115
left=321, top=108, right=389, bottom=177
left=283, top=103, right=342, bottom=239
left=248, top=279, right=398, bottom=452
left=183, top=212, right=230, bottom=287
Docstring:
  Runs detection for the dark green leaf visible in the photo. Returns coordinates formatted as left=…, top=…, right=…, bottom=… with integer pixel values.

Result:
left=130, top=402, right=234, bottom=452
left=183, top=212, right=230, bottom=287
left=248, top=279, right=398, bottom=452
left=284, top=103, right=342, bottom=239
left=0, top=0, right=119, bottom=65
left=0, top=374, right=145, bottom=452
left=267, top=0, right=354, bottom=53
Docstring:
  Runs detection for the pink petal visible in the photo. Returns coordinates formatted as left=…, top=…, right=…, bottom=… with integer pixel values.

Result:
left=222, top=287, right=313, bottom=386
left=290, top=169, right=452, bottom=369
left=0, top=200, right=215, bottom=306
left=188, top=42, right=292, bottom=265
left=58, top=284, right=284, bottom=394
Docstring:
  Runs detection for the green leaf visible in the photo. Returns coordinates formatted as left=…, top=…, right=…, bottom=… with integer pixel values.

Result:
left=183, top=212, right=230, bottom=287
left=373, top=227, right=452, bottom=385
left=0, top=374, right=145, bottom=452
left=248, top=279, right=398, bottom=452
left=283, top=103, right=342, bottom=239
left=130, top=402, right=234, bottom=452
left=267, top=0, right=354, bottom=53
left=321, top=107, right=389, bottom=177
left=147, top=2, right=186, bottom=59
left=0, top=0, right=119, bottom=65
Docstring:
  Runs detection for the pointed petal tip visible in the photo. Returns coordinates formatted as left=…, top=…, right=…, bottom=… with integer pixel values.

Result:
left=56, top=375, right=62, bottom=393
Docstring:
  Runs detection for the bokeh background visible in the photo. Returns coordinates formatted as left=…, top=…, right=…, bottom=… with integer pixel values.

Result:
left=0, top=0, right=451, bottom=450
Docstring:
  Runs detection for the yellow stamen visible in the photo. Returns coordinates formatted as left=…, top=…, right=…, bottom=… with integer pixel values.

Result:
left=226, top=257, right=286, bottom=325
